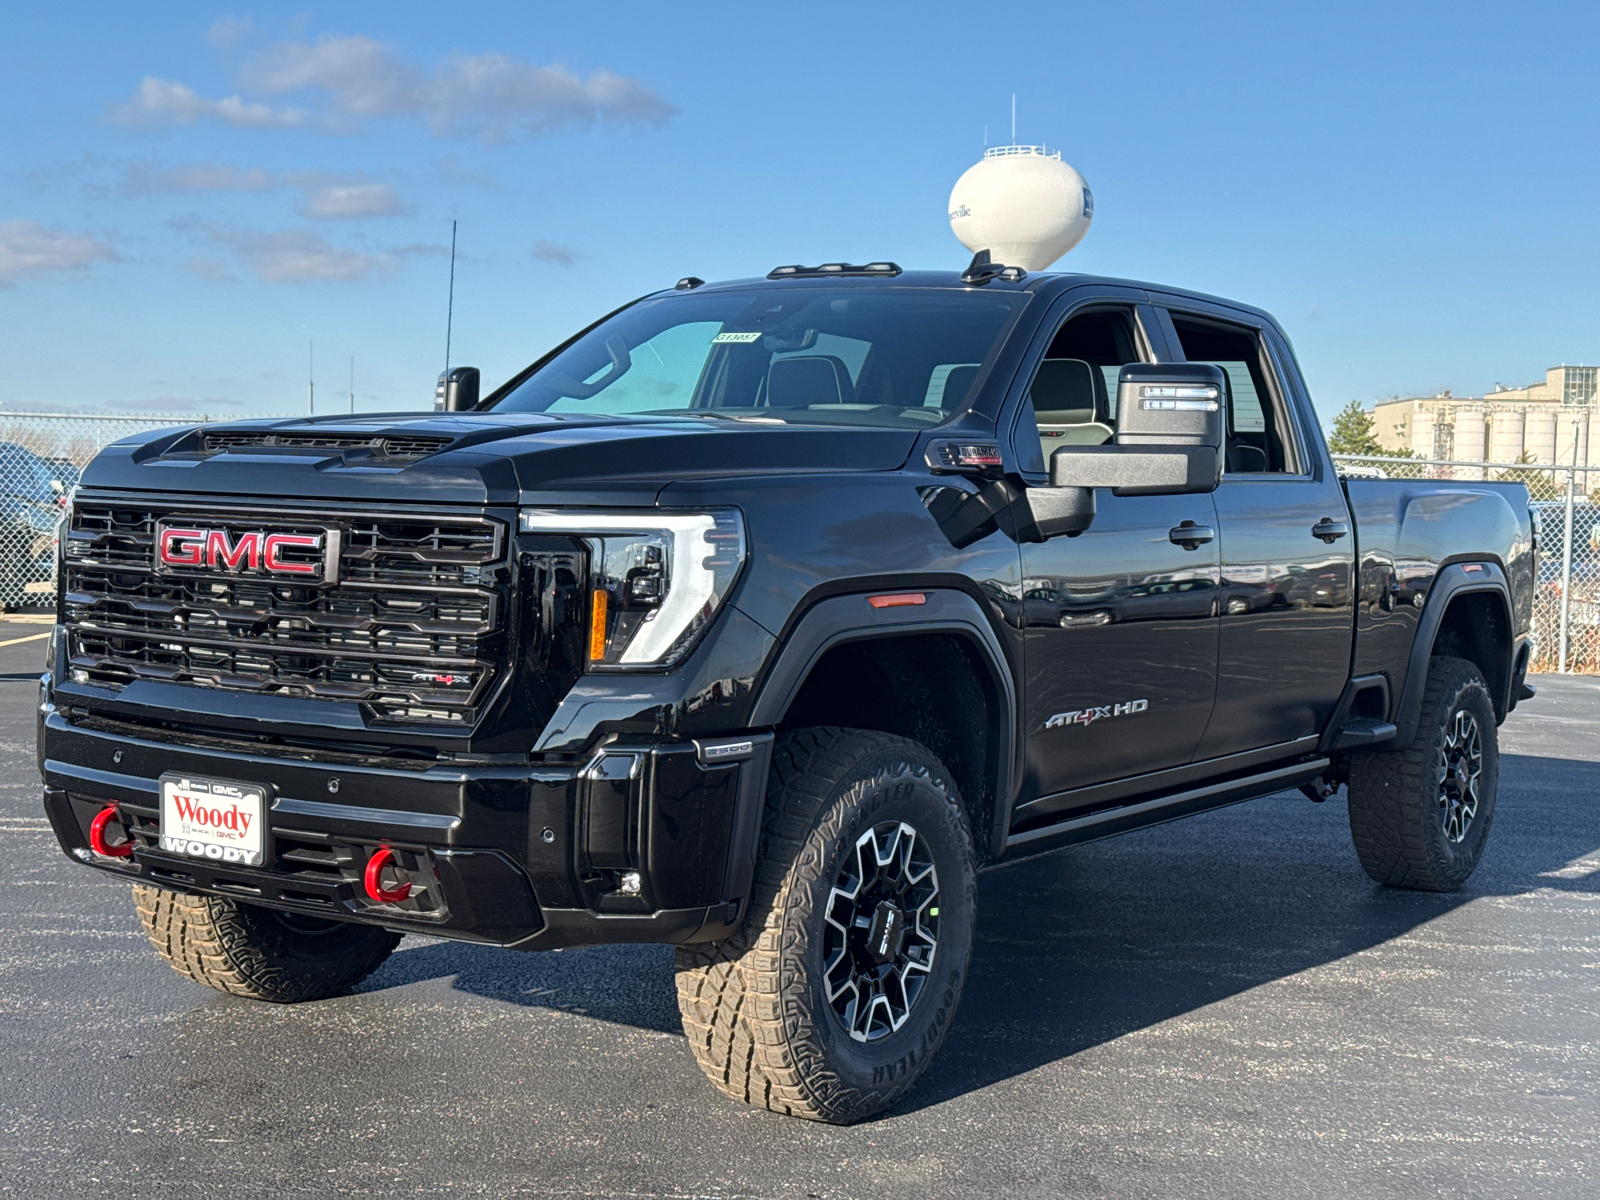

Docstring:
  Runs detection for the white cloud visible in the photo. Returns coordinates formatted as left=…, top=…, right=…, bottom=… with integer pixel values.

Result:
left=0, top=220, right=119, bottom=287
left=120, top=161, right=407, bottom=220
left=110, top=77, right=305, bottom=130
left=183, top=256, right=236, bottom=282
left=239, top=34, right=425, bottom=119
left=121, top=161, right=277, bottom=194
left=112, top=33, right=675, bottom=142
left=531, top=239, right=579, bottom=266
left=204, top=16, right=259, bottom=52
left=205, top=226, right=391, bottom=283
left=428, top=54, right=675, bottom=140
left=295, top=181, right=406, bottom=219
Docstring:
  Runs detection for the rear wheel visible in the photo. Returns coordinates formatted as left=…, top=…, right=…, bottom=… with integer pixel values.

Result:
left=675, top=727, right=976, bottom=1123
left=133, top=883, right=400, bottom=1002
left=1346, top=655, right=1499, bottom=891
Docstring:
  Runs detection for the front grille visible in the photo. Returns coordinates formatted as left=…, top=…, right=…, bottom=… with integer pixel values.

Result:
left=196, top=431, right=453, bottom=460
left=62, top=498, right=509, bottom=727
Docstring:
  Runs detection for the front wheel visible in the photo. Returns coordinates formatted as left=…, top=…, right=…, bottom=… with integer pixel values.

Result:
left=134, top=884, right=400, bottom=1002
left=675, top=728, right=976, bottom=1123
left=1346, top=655, right=1499, bottom=891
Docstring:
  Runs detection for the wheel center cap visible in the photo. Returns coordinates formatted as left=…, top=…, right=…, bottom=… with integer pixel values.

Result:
left=866, top=901, right=906, bottom=965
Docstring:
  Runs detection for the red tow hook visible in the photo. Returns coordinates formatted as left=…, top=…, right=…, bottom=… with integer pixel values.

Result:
left=89, top=804, right=134, bottom=858
left=363, top=846, right=412, bottom=904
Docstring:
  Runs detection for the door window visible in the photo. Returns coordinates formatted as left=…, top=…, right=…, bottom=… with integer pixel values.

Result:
left=1167, top=316, right=1298, bottom=474
left=1016, top=308, right=1146, bottom=466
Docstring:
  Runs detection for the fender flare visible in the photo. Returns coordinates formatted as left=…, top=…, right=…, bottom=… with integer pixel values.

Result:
left=746, top=588, right=1020, bottom=860
left=1389, top=561, right=1513, bottom=748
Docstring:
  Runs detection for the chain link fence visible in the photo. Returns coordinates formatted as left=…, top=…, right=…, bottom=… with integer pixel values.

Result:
left=1334, top=453, right=1599, bottom=675
left=0, top=413, right=224, bottom=611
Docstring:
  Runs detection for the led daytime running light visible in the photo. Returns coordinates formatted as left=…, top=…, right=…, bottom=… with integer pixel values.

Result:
left=520, top=508, right=746, bottom=668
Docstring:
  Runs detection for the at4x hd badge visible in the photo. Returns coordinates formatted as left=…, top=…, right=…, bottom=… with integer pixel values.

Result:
left=1044, top=698, right=1148, bottom=730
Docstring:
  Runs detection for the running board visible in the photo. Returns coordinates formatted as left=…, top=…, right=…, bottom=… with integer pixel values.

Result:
left=1004, top=759, right=1331, bottom=856
left=1333, top=718, right=1398, bottom=749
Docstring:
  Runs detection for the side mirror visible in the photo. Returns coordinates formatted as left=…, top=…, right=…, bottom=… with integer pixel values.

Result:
left=1048, top=363, right=1226, bottom=496
left=1114, top=363, right=1226, bottom=449
left=435, top=366, right=480, bottom=412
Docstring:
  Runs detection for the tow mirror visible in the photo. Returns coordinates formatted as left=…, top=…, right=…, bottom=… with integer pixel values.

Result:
left=435, top=366, right=480, bottom=412
left=1114, top=363, right=1226, bottom=449
left=1047, top=364, right=1225, bottom=497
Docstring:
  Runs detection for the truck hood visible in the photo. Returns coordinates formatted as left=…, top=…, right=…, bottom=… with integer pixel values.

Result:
left=78, top=411, right=920, bottom=506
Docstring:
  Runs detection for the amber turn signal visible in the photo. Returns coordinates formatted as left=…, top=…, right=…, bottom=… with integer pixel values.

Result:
left=588, top=589, right=609, bottom=661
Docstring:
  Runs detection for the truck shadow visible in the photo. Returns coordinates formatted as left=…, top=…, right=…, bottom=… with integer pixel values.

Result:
left=375, top=750, right=1600, bottom=1112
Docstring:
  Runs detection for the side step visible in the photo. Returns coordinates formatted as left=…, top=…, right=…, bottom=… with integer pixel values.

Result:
left=1005, top=759, right=1330, bottom=857
left=1333, top=718, right=1398, bottom=750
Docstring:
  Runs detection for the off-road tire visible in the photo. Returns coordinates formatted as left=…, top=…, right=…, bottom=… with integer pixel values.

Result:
left=675, top=727, right=977, bottom=1124
left=133, top=883, right=400, bottom=1002
left=1347, top=655, right=1499, bottom=891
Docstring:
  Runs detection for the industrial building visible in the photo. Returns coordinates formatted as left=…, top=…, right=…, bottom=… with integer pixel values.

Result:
left=1372, top=365, right=1596, bottom=472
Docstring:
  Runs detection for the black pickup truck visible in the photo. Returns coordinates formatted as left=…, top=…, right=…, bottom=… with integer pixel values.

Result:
left=41, top=260, right=1537, bottom=1123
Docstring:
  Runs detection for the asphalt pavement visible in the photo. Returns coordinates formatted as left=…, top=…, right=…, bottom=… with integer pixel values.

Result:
left=2, top=622, right=1597, bottom=1199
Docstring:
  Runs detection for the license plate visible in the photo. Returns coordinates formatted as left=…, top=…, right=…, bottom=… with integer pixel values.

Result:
left=158, top=774, right=266, bottom=867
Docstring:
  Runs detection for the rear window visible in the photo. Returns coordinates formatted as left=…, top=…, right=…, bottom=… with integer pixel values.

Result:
left=489, top=288, right=1024, bottom=429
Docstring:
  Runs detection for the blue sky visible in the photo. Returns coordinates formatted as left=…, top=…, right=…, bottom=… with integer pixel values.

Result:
left=2, top=1, right=1596, bottom=425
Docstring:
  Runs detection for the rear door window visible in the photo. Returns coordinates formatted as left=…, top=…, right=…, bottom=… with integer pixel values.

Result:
left=1166, top=315, right=1299, bottom=474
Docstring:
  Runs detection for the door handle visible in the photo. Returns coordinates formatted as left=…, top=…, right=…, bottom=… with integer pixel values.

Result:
left=1311, top=518, right=1349, bottom=543
left=1168, top=521, right=1215, bottom=550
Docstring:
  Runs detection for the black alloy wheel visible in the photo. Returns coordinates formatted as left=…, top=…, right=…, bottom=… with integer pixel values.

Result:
left=823, top=820, right=940, bottom=1042
left=1347, top=655, right=1499, bottom=892
left=1437, top=708, right=1483, bottom=844
left=674, top=727, right=976, bottom=1123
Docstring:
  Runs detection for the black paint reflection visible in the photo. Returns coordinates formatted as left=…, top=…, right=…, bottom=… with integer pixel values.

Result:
left=1019, top=491, right=1221, bottom=803
left=1202, top=478, right=1355, bottom=758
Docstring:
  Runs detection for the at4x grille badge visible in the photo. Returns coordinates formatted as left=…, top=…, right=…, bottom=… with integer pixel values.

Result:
left=1045, top=698, right=1148, bottom=730
left=411, top=672, right=471, bottom=688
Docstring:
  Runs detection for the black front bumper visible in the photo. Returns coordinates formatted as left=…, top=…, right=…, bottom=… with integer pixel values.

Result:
left=40, top=698, right=770, bottom=951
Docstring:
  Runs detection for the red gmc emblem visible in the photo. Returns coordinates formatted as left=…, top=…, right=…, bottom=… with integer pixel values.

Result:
left=155, top=523, right=332, bottom=579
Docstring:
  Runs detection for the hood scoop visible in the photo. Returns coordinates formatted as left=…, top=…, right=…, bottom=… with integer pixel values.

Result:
left=189, top=429, right=455, bottom=461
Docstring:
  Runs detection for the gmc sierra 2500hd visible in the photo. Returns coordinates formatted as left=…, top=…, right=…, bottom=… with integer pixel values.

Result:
left=42, top=258, right=1536, bottom=1123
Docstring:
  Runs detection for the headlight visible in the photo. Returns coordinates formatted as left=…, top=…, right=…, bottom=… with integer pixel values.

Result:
left=518, top=508, right=746, bottom=668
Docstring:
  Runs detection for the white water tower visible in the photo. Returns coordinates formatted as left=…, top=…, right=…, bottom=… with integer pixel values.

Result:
left=948, top=145, right=1093, bottom=271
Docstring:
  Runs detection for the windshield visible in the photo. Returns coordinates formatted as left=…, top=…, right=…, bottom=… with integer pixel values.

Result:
left=488, top=287, right=1024, bottom=428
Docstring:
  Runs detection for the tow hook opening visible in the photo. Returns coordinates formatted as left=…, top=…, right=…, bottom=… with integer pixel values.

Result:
left=363, top=846, right=413, bottom=904
left=89, top=804, right=134, bottom=858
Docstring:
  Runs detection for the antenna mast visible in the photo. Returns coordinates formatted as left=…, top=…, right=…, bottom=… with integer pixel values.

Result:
left=444, top=219, right=457, bottom=375
left=307, top=341, right=314, bottom=416
left=1011, top=94, right=1016, bottom=143
left=349, top=355, right=355, bottom=414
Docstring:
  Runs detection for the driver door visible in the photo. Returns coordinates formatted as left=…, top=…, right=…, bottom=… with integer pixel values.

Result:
left=1011, top=304, right=1220, bottom=819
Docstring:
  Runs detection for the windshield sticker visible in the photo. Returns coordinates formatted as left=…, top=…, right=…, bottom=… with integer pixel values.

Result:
left=712, top=331, right=764, bottom=344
